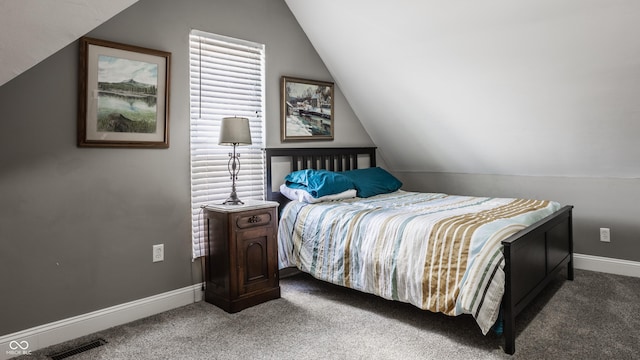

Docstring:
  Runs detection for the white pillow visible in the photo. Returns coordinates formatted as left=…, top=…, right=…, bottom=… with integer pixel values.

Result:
left=279, top=184, right=357, bottom=203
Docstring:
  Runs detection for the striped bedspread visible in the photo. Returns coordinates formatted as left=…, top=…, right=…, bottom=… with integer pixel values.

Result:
left=278, top=190, right=561, bottom=333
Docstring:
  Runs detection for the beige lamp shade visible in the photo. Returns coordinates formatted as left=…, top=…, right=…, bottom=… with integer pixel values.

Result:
left=219, top=117, right=252, bottom=145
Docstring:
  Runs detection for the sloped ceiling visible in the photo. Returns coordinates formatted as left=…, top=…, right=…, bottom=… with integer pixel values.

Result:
left=0, top=0, right=138, bottom=87
left=285, top=0, right=640, bottom=178
left=2, top=1, right=638, bottom=178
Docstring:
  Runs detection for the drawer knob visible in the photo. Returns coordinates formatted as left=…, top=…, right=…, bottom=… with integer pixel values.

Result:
left=248, top=215, right=261, bottom=223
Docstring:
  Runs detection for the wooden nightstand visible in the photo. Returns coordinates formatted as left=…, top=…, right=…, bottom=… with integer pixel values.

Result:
left=203, top=200, right=280, bottom=312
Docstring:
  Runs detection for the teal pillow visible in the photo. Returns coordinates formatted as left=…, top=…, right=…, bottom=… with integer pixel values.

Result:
left=342, top=167, right=402, bottom=198
left=285, top=169, right=355, bottom=198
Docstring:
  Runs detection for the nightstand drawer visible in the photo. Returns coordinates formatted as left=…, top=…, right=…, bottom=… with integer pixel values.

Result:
left=236, top=211, right=273, bottom=229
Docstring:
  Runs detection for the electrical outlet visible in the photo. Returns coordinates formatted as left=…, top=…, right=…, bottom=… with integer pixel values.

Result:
left=153, top=244, right=164, bottom=262
left=599, top=228, right=610, bottom=243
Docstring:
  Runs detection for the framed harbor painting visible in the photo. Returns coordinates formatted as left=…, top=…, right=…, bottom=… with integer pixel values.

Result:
left=280, top=76, right=334, bottom=142
left=78, top=37, right=171, bottom=148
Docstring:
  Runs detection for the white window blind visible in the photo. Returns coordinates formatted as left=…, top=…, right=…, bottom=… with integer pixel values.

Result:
left=190, top=30, right=265, bottom=259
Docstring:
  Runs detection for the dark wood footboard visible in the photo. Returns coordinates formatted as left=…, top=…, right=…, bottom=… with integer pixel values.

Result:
left=502, top=205, right=574, bottom=354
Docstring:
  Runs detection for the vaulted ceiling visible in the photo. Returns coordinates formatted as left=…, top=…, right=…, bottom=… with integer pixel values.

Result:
left=3, top=0, right=639, bottom=178
left=285, top=0, right=640, bottom=178
left=0, top=0, right=138, bottom=87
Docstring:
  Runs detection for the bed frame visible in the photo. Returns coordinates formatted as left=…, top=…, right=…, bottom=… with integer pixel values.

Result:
left=264, top=147, right=573, bottom=355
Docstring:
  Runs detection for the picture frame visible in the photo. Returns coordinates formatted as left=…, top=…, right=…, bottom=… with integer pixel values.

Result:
left=78, top=37, right=171, bottom=148
left=280, top=76, right=334, bottom=142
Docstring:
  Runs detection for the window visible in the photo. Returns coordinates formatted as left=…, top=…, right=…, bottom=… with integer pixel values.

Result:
left=189, top=30, right=266, bottom=258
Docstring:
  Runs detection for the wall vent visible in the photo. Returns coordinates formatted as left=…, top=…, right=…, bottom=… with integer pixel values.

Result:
left=49, top=338, right=108, bottom=360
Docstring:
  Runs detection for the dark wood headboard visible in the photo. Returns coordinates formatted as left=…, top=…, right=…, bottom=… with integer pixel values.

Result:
left=264, top=147, right=377, bottom=207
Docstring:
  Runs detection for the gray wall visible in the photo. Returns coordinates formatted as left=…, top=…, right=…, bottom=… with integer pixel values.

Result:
left=0, top=0, right=373, bottom=336
left=396, top=172, right=640, bottom=263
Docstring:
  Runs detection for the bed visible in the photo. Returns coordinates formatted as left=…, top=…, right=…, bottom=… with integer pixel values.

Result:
left=265, top=147, right=573, bottom=355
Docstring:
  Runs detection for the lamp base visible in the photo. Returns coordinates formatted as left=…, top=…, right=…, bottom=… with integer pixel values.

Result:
left=222, top=191, right=244, bottom=205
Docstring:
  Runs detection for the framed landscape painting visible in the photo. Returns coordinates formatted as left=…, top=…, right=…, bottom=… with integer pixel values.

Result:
left=280, top=76, right=334, bottom=142
left=78, top=37, right=171, bottom=148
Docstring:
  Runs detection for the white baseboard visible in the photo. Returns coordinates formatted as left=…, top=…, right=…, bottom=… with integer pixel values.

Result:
left=0, top=283, right=203, bottom=360
left=574, top=253, right=640, bottom=278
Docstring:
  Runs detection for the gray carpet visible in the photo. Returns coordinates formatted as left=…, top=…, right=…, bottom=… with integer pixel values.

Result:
left=18, top=269, right=640, bottom=360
